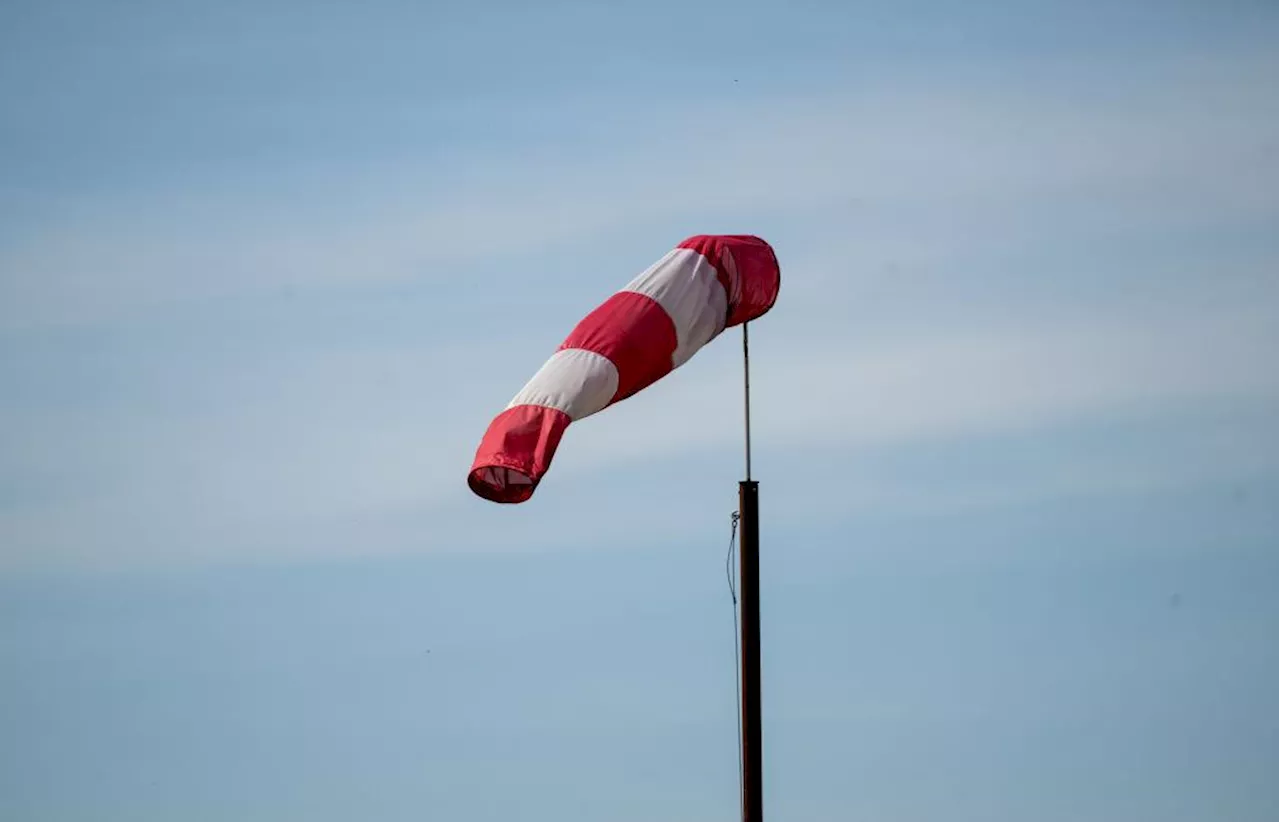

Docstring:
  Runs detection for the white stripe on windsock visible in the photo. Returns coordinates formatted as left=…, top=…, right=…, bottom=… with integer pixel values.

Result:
left=505, top=347, right=620, bottom=420
left=622, top=248, right=729, bottom=369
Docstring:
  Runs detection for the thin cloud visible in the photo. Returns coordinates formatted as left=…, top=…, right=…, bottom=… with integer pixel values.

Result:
left=0, top=48, right=1271, bottom=573
left=1, top=52, right=1268, bottom=331
left=1, top=248, right=1271, bottom=573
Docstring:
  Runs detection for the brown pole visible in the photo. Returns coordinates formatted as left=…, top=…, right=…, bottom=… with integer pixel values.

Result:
left=738, top=478, right=762, bottom=822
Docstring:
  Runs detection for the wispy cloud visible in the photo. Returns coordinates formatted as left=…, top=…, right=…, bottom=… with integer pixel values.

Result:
left=1, top=240, right=1271, bottom=573
left=1, top=49, right=1269, bottom=330
left=0, top=46, right=1272, bottom=573
left=552, top=278, right=1275, bottom=475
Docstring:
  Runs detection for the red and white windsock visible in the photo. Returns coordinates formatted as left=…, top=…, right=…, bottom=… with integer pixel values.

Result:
left=467, top=234, right=781, bottom=503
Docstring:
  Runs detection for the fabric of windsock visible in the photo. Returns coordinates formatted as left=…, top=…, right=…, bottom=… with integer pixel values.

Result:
left=467, top=234, right=781, bottom=503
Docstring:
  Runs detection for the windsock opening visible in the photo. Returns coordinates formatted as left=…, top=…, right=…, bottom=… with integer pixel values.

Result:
left=466, top=404, right=571, bottom=504
left=677, top=234, right=781, bottom=328
left=468, top=464, right=536, bottom=504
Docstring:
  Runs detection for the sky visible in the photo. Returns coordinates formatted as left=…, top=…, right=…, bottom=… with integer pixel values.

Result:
left=0, top=0, right=1276, bottom=820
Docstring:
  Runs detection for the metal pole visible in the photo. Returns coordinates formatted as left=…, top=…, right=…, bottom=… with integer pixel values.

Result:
left=739, top=321, right=762, bottom=822
left=738, top=479, right=762, bottom=822
left=743, top=322, right=752, bottom=481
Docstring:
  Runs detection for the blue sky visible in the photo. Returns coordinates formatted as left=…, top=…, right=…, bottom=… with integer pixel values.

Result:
left=1, top=0, right=1276, bottom=820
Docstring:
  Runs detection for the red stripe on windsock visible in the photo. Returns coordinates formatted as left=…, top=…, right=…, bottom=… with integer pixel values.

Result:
left=467, top=404, right=572, bottom=504
left=558, top=290, right=679, bottom=405
left=678, top=235, right=781, bottom=328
